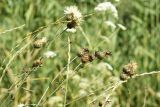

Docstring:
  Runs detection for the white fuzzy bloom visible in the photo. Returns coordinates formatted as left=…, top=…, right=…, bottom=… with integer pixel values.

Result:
left=17, top=104, right=25, bottom=107
left=43, top=51, right=56, bottom=58
left=64, top=6, right=82, bottom=21
left=105, top=21, right=116, bottom=29
left=95, top=2, right=118, bottom=18
left=66, top=28, right=76, bottom=33
left=117, top=24, right=127, bottom=30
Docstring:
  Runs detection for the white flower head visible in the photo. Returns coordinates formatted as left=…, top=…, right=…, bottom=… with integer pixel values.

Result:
left=117, top=24, right=127, bottom=30
left=64, top=6, right=82, bottom=20
left=95, top=2, right=118, bottom=18
left=18, top=103, right=25, bottom=107
left=64, top=6, right=82, bottom=29
left=66, top=28, right=76, bottom=33
left=44, top=51, right=57, bottom=58
left=105, top=21, right=116, bottom=29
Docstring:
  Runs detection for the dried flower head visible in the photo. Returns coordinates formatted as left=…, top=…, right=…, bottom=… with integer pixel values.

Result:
left=32, top=59, right=43, bottom=68
left=95, top=50, right=112, bottom=60
left=64, top=6, right=82, bottom=29
left=95, top=2, right=118, bottom=18
left=80, top=53, right=93, bottom=63
left=33, top=37, right=47, bottom=48
left=77, top=48, right=95, bottom=63
left=43, top=51, right=57, bottom=58
left=122, top=62, right=138, bottom=77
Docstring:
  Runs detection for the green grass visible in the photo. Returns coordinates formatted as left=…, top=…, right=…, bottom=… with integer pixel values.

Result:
left=0, top=0, right=160, bottom=107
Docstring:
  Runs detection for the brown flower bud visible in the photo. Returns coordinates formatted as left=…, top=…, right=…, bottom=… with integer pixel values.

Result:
left=32, top=59, right=43, bottom=68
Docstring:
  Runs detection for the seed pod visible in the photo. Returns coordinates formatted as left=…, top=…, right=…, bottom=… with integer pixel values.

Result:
left=104, top=50, right=112, bottom=56
left=81, top=53, right=91, bottom=63
left=32, top=59, right=43, bottom=68
left=95, top=50, right=112, bottom=60
left=95, top=51, right=104, bottom=60
left=120, top=73, right=129, bottom=81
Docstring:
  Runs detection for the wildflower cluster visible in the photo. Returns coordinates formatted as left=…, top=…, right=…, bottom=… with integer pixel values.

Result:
left=64, top=6, right=82, bottom=32
left=95, top=2, right=118, bottom=18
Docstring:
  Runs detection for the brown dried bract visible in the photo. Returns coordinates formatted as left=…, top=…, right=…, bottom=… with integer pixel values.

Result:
left=77, top=48, right=95, bottom=63
left=32, top=59, right=43, bottom=68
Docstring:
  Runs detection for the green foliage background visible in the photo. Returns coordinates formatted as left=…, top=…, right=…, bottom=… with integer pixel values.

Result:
left=0, top=0, right=160, bottom=107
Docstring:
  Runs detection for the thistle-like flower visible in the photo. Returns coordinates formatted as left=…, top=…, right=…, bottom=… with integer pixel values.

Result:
left=64, top=6, right=82, bottom=29
left=95, top=2, right=118, bottom=18
left=43, top=51, right=57, bottom=58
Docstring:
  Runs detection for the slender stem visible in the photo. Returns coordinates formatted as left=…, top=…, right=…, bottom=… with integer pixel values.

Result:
left=0, top=24, right=25, bottom=35
left=64, top=35, right=71, bottom=107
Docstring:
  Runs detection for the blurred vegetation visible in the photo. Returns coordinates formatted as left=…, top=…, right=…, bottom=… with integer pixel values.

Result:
left=0, top=0, right=160, bottom=107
